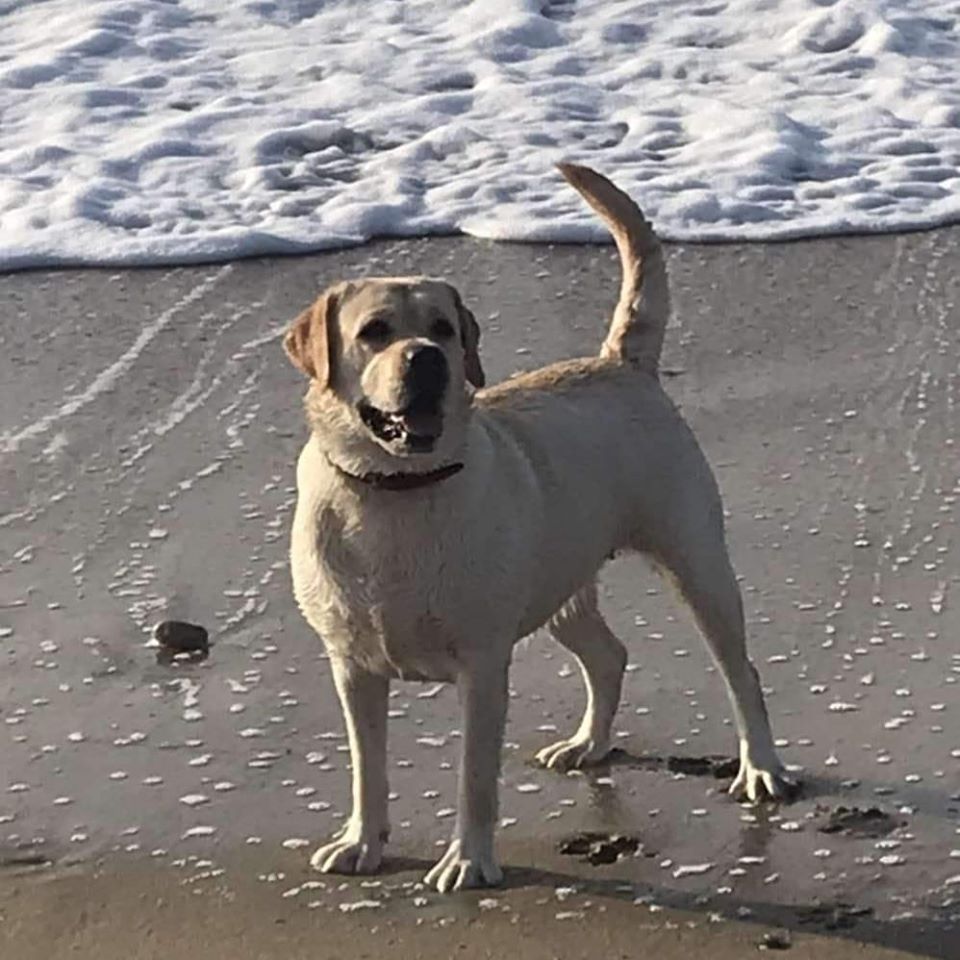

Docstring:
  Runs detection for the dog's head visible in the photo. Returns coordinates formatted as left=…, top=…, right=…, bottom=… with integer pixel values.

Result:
left=284, top=278, right=484, bottom=470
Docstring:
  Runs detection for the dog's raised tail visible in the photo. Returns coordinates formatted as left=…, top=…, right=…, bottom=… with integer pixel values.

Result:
left=558, top=163, right=669, bottom=374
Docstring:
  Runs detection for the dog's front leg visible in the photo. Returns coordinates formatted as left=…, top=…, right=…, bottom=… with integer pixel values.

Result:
left=311, top=656, right=389, bottom=874
left=425, top=655, right=509, bottom=892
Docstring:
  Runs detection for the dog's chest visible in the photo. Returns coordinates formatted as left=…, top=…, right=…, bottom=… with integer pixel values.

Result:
left=291, top=498, right=474, bottom=681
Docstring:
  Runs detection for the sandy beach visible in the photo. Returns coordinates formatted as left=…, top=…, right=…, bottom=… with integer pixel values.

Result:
left=1, top=228, right=959, bottom=958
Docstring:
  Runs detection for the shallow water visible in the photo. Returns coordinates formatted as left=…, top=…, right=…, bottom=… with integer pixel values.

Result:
left=1, top=231, right=959, bottom=954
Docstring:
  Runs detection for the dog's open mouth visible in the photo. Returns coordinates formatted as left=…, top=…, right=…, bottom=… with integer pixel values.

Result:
left=358, top=400, right=443, bottom=453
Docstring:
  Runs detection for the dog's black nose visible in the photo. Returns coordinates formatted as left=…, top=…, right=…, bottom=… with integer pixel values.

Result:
left=405, top=344, right=449, bottom=399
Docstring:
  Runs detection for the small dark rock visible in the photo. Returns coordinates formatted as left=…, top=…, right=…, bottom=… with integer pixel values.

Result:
left=759, top=929, right=792, bottom=950
left=153, top=620, right=209, bottom=664
left=558, top=831, right=642, bottom=865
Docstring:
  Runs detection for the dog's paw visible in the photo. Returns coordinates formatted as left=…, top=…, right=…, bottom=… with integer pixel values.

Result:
left=310, top=826, right=384, bottom=875
left=729, top=758, right=798, bottom=804
left=536, top=734, right=610, bottom=771
left=425, top=838, right=503, bottom=893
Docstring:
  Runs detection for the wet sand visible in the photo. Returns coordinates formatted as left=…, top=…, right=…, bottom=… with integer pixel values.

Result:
left=1, top=229, right=959, bottom=958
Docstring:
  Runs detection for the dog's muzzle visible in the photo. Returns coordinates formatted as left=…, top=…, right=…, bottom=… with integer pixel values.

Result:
left=359, top=345, right=449, bottom=453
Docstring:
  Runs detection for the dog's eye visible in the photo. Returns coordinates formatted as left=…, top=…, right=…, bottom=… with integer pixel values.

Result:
left=357, top=318, right=392, bottom=343
left=430, top=317, right=455, bottom=340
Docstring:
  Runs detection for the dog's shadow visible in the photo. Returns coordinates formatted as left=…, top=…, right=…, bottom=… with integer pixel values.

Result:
left=580, top=747, right=812, bottom=802
left=369, top=754, right=955, bottom=957
left=378, top=850, right=949, bottom=960
left=589, top=747, right=940, bottom=810
left=604, top=746, right=740, bottom=779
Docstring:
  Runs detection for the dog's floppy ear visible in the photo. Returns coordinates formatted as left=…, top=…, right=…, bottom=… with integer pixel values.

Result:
left=283, top=289, right=338, bottom=386
left=449, top=287, right=485, bottom=389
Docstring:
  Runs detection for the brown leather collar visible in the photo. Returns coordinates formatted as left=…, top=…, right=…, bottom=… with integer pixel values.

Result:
left=330, top=458, right=464, bottom=491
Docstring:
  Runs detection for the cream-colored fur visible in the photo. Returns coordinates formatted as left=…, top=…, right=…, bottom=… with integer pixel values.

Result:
left=285, top=164, right=794, bottom=893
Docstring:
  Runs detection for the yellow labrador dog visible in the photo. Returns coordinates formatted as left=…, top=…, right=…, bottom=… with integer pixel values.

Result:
left=285, top=165, right=794, bottom=892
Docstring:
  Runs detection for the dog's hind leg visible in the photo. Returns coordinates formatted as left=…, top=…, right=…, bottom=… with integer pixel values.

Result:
left=653, top=524, right=796, bottom=803
left=537, top=584, right=627, bottom=771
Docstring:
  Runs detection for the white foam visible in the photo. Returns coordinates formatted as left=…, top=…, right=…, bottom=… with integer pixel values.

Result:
left=0, top=0, right=958, bottom=269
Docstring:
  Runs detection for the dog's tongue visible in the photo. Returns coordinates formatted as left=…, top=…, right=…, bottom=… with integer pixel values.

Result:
left=399, top=408, right=443, bottom=438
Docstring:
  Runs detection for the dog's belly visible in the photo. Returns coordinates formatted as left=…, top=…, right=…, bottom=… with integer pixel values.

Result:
left=300, top=587, right=465, bottom=682
left=341, top=603, right=461, bottom=682
left=292, top=529, right=476, bottom=682
left=292, top=520, right=616, bottom=683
